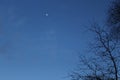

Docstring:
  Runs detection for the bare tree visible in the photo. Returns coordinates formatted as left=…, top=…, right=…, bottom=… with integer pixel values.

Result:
left=70, top=25, right=120, bottom=80
left=70, top=0, right=120, bottom=79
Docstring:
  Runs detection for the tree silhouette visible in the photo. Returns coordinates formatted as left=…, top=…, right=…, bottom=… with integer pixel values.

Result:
left=70, top=25, right=120, bottom=80
left=107, top=0, right=120, bottom=39
left=70, top=0, right=120, bottom=80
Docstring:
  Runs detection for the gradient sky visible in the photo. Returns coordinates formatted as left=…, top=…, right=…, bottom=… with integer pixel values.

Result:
left=0, top=0, right=111, bottom=80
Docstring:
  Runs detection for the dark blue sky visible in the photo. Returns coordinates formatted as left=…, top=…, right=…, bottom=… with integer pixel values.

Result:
left=0, top=0, right=111, bottom=80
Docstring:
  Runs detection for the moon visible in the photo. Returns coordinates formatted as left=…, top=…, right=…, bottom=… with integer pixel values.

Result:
left=45, top=13, right=49, bottom=17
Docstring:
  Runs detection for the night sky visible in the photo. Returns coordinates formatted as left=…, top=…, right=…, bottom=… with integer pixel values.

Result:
left=0, top=0, right=111, bottom=80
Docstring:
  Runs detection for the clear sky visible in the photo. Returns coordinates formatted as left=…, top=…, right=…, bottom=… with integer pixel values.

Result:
left=0, top=0, right=111, bottom=80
